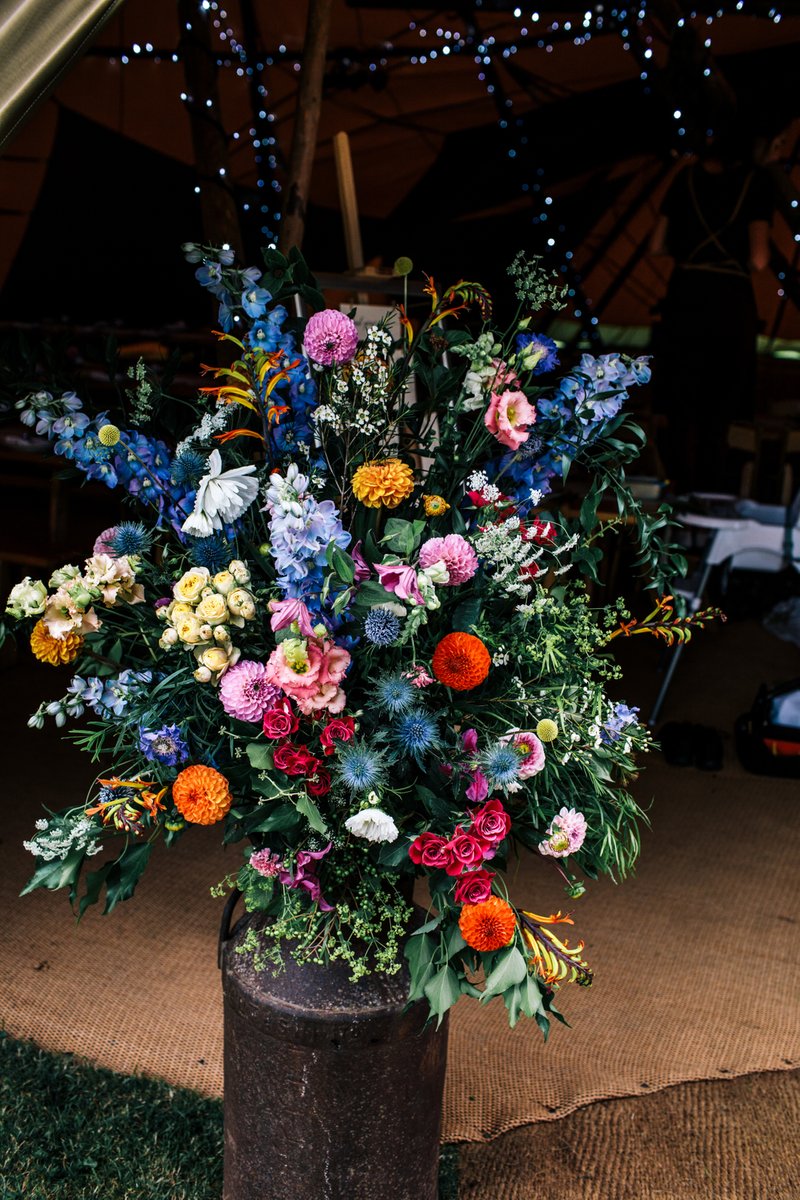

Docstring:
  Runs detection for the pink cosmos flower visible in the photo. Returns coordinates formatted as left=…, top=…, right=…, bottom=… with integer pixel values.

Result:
left=538, top=807, right=587, bottom=859
left=484, top=388, right=537, bottom=451
left=418, top=534, right=478, bottom=586
left=304, top=310, right=359, bottom=366
left=502, top=731, right=546, bottom=778
left=269, top=597, right=316, bottom=638
left=375, top=562, right=423, bottom=604
left=219, top=660, right=280, bottom=722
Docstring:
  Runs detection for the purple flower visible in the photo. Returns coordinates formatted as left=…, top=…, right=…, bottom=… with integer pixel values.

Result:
left=304, top=310, right=359, bottom=366
left=539, top=808, right=587, bottom=859
left=219, top=661, right=280, bottom=723
left=139, top=724, right=190, bottom=766
left=278, top=843, right=333, bottom=911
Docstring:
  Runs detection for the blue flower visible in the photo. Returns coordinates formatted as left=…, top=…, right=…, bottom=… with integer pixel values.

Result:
left=336, top=743, right=387, bottom=794
left=373, top=673, right=417, bottom=715
left=391, top=709, right=440, bottom=764
left=241, top=285, right=272, bottom=318
left=190, top=534, right=234, bottom=574
left=600, top=703, right=639, bottom=744
left=139, top=724, right=189, bottom=766
left=481, top=744, right=521, bottom=789
left=516, top=331, right=560, bottom=375
left=171, top=450, right=208, bottom=489
left=108, top=522, right=152, bottom=558
left=195, top=262, right=225, bottom=293
left=363, top=607, right=401, bottom=647
left=52, top=411, right=90, bottom=458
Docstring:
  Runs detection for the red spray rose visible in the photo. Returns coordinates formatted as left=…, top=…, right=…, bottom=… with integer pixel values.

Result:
left=273, top=742, right=320, bottom=777
left=319, top=715, right=356, bottom=756
left=454, top=869, right=495, bottom=905
left=445, top=825, right=488, bottom=876
left=409, top=832, right=452, bottom=870
left=262, top=698, right=300, bottom=740
left=470, top=798, right=512, bottom=845
left=306, top=766, right=331, bottom=796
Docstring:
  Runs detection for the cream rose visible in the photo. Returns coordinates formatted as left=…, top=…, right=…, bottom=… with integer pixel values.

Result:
left=227, top=588, right=256, bottom=621
left=195, top=593, right=229, bottom=626
left=173, top=568, right=210, bottom=604
left=212, top=570, right=236, bottom=596
left=174, top=613, right=205, bottom=645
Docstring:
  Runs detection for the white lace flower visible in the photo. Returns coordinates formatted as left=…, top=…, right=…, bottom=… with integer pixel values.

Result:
left=344, top=807, right=399, bottom=844
left=182, top=450, right=259, bottom=537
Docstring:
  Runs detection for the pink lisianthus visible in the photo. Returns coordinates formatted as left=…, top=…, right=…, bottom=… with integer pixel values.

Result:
left=304, top=310, right=359, bottom=366
left=502, top=730, right=546, bottom=778
left=454, top=868, right=495, bottom=905
left=490, top=359, right=519, bottom=392
left=43, top=590, right=101, bottom=638
left=269, top=597, right=316, bottom=638
left=219, top=660, right=280, bottom=722
left=538, top=807, right=587, bottom=859
left=418, top=534, right=478, bottom=586
left=484, top=388, right=537, bottom=451
left=375, top=562, right=423, bottom=604
left=265, top=638, right=351, bottom=717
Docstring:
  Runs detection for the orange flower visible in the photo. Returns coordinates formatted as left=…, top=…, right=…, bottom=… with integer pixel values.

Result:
left=29, top=619, right=83, bottom=666
left=459, top=896, right=517, bottom=952
left=423, top=494, right=450, bottom=517
left=432, top=632, right=490, bottom=691
left=351, top=459, right=414, bottom=509
left=172, top=765, right=233, bottom=825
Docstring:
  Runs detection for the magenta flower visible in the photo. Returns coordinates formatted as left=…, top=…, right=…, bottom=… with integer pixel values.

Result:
left=351, top=541, right=372, bottom=583
left=269, top=597, right=316, bottom=638
left=375, top=562, right=423, bottom=604
left=538, top=807, right=587, bottom=858
left=502, top=730, right=546, bottom=778
left=219, top=660, right=280, bottom=722
left=304, top=309, right=359, bottom=366
left=250, top=848, right=283, bottom=877
left=418, top=534, right=478, bottom=585
left=93, top=526, right=118, bottom=556
left=278, top=843, right=333, bottom=910
left=465, top=770, right=489, bottom=804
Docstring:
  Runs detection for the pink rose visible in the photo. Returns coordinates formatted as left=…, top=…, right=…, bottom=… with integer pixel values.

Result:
left=444, top=825, right=487, bottom=876
left=470, top=798, right=512, bottom=845
left=454, top=868, right=495, bottom=905
left=484, top=388, right=537, bottom=451
left=262, top=699, right=299, bottom=740
left=374, top=562, right=423, bottom=604
left=408, top=832, right=452, bottom=870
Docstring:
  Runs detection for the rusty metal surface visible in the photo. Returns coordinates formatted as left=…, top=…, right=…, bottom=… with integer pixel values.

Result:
left=222, top=914, right=448, bottom=1200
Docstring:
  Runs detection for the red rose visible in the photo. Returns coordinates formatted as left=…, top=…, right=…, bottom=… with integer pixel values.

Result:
left=470, top=798, right=511, bottom=845
left=454, top=868, right=495, bottom=905
left=319, top=716, right=355, bottom=756
left=445, top=825, right=487, bottom=876
left=409, top=832, right=452, bottom=870
left=306, top=766, right=331, bottom=796
left=272, top=742, right=312, bottom=776
left=263, top=699, right=299, bottom=740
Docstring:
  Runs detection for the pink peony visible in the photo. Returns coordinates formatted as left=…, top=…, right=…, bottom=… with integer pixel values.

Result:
left=484, top=388, right=537, bottom=451
left=538, top=807, right=587, bottom=859
left=219, top=660, right=280, bottom=722
left=374, top=562, right=423, bottom=604
left=454, top=868, right=495, bottom=906
left=418, top=534, right=478, bottom=586
left=502, top=731, right=546, bottom=779
left=304, top=309, right=359, bottom=366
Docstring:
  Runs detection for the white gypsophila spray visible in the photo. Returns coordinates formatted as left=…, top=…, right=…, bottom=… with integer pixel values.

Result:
left=175, top=405, right=234, bottom=456
left=24, top=814, right=102, bottom=861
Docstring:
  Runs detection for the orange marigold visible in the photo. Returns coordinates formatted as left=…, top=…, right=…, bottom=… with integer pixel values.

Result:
left=29, top=619, right=83, bottom=666
left=432, top=632, right=490, bottom=691
left=351, top=458, right=414, bottom=509
left=459, top=895, right=517, bottom=952
left=172, top=764, right=233, bottom=826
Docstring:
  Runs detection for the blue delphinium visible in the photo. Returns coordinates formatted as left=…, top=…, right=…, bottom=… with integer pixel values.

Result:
left=482, top=743, right=521, bottom=789
left=373, top=673, right=417, bottom=716
left=264, top=463, right=349, bottom=604
left=108, top=522, right=152, bottom=558
left=390, top=710, right=440, bottom=766
left=363, top=608, right=401, bottom=647
left=139, top=724, right=190, bottom=766
left=52, top=410, right=90, bottom=458
left=335, top=743, right=387, bottom=794
left=68, top=670, right=152, bottom=719
left=600, top=702, right=639, bottom=744
left=515, top=331, right=560, bottom=375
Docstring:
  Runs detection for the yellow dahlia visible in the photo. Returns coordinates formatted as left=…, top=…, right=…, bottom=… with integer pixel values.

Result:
left=423, top=494, right=450, bottom=517
left=30, top=619, right=83, bottom=666
left=351, top=459, right=414, bottom=509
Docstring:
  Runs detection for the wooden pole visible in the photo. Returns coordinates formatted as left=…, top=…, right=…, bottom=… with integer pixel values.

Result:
left=278, top=0, right=334, bottom=254
left=333, top=131, right=364, bottom=271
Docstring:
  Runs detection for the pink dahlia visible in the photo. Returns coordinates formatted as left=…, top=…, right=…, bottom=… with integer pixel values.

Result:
left=93, top=527, right=118, bottom=556
left=418, top=534, right=478, bottom=586
left=219, top=660, right=280, bottom=722
left=501, top=730, right=546, bottom=779
left=538, top=807, right=587, bottom=859
left=304, top=309, right=359, bottom=366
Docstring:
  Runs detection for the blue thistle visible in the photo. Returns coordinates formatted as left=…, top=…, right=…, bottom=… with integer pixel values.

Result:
left=190, top=534, right=233, bottom=574
left=108, top=522, right=152, bottom=559
left=171, top=449, right=208, bottom=489
left=390, top=709, right=440, bottom=765
left=363, top=607, right=401, bottom=647
left=482, top=744, right=521, bottom=789
left=373, top=673, right=416, bottom=715
left=335, top=744, right=387, bottom=794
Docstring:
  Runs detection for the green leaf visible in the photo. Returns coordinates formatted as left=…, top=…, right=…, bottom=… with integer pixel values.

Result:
left=519, top=973, right=546, bottom=1020
left=445, top=924, right=467, bottom=958
left=376, top=838, right=412, bottom=868
left=78, top=860, right=115, bottom=917
left=415, top=785, right=455, bottom=824
left=451, top=596, right=482, bottom=633
left=330, top=547, right=355, bottom=585
left=481, top=945, right=528, bottom=1000
left=405, top=932, right=437, bottom=1003
left=352, top=580, right=397, bottom=609
left=423, top=966, right=461, bottom=1025
left=294, top=793, right=328, bottom=835
left=102, top=844, right=153, bottom=914
left=20, top=846, right=85, bottom=897
left=380, top=518, right=418, bottom=558
left=246, top=743, right=273, bottom=770
left=410, top=915, right=442, bottom=937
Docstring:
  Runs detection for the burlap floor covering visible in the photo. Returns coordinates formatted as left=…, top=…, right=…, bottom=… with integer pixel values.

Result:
left=1, top=620, right=798, bottom=1146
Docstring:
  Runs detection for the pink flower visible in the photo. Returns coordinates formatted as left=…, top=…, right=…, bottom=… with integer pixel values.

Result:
left=93, top=527, right=118, bottom=556
left=418, top=534, right=478, bottom=586
left=484, top=388, right=537, bottom=450
left=304, top=309, right=359, bottom=366
left=454, top=868, right=495, bottom=905
left=219, top=661, right=279, bottom=722
left=465, top=770, right=489, bottom=804
left=538, top=807, right=587, bottom=859
left=470, top=798, right=511, bottom=845
left=250, top=848, right=283, bottom=878
left=262, top=698, right=300, bottom=739
left=265, top=639, right=351, bottom=717
left=269, top=598, right=316, bottom=638
left=404, top=663, right=434, bottom=688
left=351, top=541, right=372, bottom=583
left=501, top=731, right=546, bottom=779
left=375, top=562, right=423, bottom=604
left=445, top=825, right=487, bottom=876
left=408, top=832, right=452, bottom=870
left=462, top=728, right=479, bottom=756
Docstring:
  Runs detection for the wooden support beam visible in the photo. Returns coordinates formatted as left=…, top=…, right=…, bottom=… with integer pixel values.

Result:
left=333, top=131, right=364, bottom=271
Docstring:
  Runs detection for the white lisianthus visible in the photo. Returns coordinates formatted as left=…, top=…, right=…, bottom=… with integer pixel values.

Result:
left=344, top=807, right=399, bottom=844
left=182, top=450, right=259, bottom=537
left=6, top=577, right=48, bottom=618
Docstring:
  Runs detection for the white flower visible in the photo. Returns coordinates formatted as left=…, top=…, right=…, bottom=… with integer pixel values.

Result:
left=182, top=450, right=259, bottom=537
left=344, top=807, right=399, bottom=844
left=6, top=576, right=47, bottom=619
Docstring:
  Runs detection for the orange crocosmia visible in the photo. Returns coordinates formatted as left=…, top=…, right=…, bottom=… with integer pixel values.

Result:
left=459, top=895, right=517, bottom=952
left=431, top=632, right=490, bottom=691
left=172, top=765, right=233, bottom=826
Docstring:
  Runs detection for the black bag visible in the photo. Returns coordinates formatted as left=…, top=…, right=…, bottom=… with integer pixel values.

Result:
left=735, top=678, right=800, bottom=777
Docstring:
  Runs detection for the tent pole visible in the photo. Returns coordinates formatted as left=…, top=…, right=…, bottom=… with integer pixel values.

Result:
left=278, top=0, right=334, bottom=254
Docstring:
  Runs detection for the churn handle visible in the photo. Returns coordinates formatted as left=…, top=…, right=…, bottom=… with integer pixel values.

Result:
left=217, top=887, right=243, bottom=969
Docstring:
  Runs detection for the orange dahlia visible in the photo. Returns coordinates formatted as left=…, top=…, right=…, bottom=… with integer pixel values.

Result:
left=29, top=619, right=83, bottom=666
left=423, top=493, right=450, bottom=517
left=459, top=896, right=517, bottom=952
left=172, top=765, right=233, bottom=825
left=432, top=632, right=490, bottom=691
left=351, top=458, right=414, bottom=509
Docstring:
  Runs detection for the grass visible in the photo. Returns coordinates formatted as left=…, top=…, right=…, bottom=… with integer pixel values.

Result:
left=0, top=1033, right=459, bottom=1198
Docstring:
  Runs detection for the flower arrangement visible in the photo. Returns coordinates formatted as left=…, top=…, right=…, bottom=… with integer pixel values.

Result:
left=5, top=244, right=720, bottom=1030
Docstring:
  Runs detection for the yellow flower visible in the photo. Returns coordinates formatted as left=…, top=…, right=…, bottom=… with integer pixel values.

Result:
left=423, top=494, right=450, bottom=517
left=30, top=619, right=83, bottom=666
left=536, top=719, right=559, bottom=743
left=97, top=424, right=121, bottom=447
left=351, top=459, right=414, bottom=509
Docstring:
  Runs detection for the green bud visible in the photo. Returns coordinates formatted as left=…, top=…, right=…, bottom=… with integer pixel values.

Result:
left=393, top=256, right=413, bottom=277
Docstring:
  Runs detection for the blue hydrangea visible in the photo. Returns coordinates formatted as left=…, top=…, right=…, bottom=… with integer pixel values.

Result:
left=373, top=673, right=417, bottom=716
left=139, top=724, right=189, bottom=766
left=108, top=522, right=152, bottom=558
left=363, top=607, right=401, bottom=647
left=336, top=744, right=387, bottom=794
left=482, top=744, right=521, bottom=789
